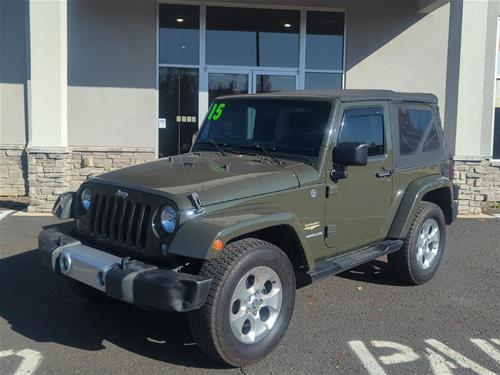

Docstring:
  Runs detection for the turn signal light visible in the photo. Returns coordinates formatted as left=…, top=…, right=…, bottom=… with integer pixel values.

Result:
left=212, top=239, right=224, bottom=252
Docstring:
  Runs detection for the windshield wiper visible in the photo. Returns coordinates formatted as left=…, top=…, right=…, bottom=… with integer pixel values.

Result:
left=197, top=139, right=228, bottom=157
left=237, top=143, right=284, bottom=166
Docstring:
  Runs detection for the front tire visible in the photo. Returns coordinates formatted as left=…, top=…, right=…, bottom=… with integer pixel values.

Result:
left=388, top=201, right=446, bottom=285
left=189, top=238, right=295, bottom=367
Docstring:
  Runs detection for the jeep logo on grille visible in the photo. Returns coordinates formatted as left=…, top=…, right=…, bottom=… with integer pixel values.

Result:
left=115, top=189, right=129, bottom=199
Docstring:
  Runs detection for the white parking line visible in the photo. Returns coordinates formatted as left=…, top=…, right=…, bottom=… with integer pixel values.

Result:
left=470, top=339, right=500, bottom=365
left=426, top=348, right=456, bottom=374
left=425, top=339, right=496, bottom=375
left=350, top=339, right=500, bottom=375
left=0, top=349, right=42, bottom=375
left=348, top=341, right=387, bottom=375
left=14, top=349, right=42, bottom=375
left=0, top=350, right=15, bottom=358
left=0, top=210, right=13, bottom=222
left=371, top=341, right=419, bottom=365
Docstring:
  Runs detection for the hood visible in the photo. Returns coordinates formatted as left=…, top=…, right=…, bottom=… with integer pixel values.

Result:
left=96, top=152, right=319, bottom=209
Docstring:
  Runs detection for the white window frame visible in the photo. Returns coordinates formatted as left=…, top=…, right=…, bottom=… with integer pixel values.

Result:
left=156, top=0, right=347, bottom=138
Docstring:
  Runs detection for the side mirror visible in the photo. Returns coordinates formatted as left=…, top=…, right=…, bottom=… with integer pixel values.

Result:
left=330, top=142, right=369, bottom=182
left=334, top=142, right=369, bottom=166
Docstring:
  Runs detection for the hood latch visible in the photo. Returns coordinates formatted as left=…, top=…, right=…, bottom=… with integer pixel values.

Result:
left=188, top=192, right=203, bottom=214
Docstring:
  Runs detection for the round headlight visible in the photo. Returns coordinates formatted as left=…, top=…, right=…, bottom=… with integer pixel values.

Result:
left=160, top=206, right=177, bottom=234
left=81, top=188, right=92, bottom=210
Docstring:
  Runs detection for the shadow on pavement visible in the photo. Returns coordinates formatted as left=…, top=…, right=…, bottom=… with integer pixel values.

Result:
left=0, top=245, right=228, bottom=370
left=0, top=198, right=28, bottom=211
left=338, top=259, right=407, bottom=286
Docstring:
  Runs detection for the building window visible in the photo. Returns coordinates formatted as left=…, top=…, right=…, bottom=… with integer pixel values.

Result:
left=494, top=18, right=500, bottom=159
left=305, top=72, right=343, bottom=90
left=159, top=4, right=200, bottom=65
left=304, top=11, right=345, bottom=90
left=206, top=7, right=300, bottom=67
left=158, top=4, right=346, bottom=157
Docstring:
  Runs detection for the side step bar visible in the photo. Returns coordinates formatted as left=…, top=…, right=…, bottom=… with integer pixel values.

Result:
left=306, top=239, right=403, bottom=283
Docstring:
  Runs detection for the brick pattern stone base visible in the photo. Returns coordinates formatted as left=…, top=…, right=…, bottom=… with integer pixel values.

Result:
left=4, top=145, right=500, bottom=214
left=27, top=151, right=71, bottom=212
left=24, top=148, right=155, bottom=212
left=0, top=146, right=28, bottom=197
left=68, top=150, right=155, bottom=191
left=453, top=159, right=500, bottom=214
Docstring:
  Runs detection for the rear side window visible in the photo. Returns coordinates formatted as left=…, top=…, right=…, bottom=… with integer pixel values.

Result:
left=422, top=125, right=440, bottom=152
left=398, top=108, right=440, bottom=154
left=339, top=107, right=384, bottom=157
left=399, top=108, right=433, bottom=154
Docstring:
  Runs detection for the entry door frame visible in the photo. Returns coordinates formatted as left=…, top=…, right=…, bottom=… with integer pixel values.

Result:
left=252, top=69, right=300, bottom=94
left=206, top=67, right=299, bottom=93
left=206, top=66, right=253, bottom=95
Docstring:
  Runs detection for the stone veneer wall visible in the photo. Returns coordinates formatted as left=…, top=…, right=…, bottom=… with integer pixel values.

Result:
left=0, top=145, right=28, bottom=197
left=453, top=159, right=500, bottom=214
left=68, top=149, right=155, bottom=191
left=0, top=147, right=155, bottom=212
left=3, top=145, right=500, bottom=214
left=27, top=149, right=72, bottom=212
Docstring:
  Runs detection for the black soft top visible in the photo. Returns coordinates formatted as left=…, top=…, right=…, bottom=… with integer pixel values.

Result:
left=219, top=89, right=438, bottom=104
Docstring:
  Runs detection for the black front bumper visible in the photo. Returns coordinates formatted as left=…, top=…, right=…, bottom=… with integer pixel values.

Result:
left=38, top=229, right=211, bottom=312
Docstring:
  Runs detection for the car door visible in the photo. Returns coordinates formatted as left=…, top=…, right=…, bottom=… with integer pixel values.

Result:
left=324, top=101, right=393, bottom=253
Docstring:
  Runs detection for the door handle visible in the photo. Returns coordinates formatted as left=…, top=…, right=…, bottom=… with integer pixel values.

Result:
left=376, top=169, right=393, bottom=178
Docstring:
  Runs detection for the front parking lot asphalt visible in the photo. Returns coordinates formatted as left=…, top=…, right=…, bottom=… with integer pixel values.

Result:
left=0, top=213, right=499, bottom=375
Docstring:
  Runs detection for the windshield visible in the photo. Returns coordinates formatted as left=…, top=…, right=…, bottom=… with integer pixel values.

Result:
left=193, top=99, right=332, bottom=161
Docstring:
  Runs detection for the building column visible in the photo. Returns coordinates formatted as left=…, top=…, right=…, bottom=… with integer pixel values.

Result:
left=446, top=0, right=500, bottom=214
left=26, top=0, right=70, bottom=212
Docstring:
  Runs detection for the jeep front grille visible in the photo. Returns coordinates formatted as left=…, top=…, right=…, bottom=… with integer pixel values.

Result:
left=89, top=193, right=151, bottom=249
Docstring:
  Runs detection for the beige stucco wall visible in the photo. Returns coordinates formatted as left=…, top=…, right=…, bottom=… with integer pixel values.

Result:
left=0, top=0, right=28, bottom=146
left=67, top=0, right=157, bottom=150
left=345, top=1, right=450, bottom=119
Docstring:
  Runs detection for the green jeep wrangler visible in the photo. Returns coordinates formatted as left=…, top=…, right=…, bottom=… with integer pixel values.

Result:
left=39, top=90, right=458, bottom=366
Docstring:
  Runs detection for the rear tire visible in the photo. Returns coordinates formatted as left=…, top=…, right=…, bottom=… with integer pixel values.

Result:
left=388, top=201, right=446, bottom=285
left=188, top=238, right=295, bottom=367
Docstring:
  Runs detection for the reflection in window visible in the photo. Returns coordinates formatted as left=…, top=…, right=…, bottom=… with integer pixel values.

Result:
left=422, top=125, right=440, bottom=152
left=195, top=99, right=331, bottom=158
left=399, top=108, right=433, bottom=155
left=256, top=75, right=296, bottom=93
left=208, top=73, right=249, bottom=104
left=159, top=4, right=199, bottom=65
left=159, top=67, right=199, bottom=157
left=206, top=7, right=300, bottom=67
left=340, top=107, right=385, bottom=157
left=306, top=11, right=345, bottom=70
left=305, top=72, right=342, bottom=90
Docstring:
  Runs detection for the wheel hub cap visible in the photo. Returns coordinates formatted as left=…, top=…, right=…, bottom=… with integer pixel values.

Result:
left=229, top=266, right=283, bottom=344
left=416, top=218, right=440, bottom=270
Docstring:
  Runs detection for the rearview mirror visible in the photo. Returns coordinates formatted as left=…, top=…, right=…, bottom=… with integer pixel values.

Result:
left=334, top=142, right=369, bottom=166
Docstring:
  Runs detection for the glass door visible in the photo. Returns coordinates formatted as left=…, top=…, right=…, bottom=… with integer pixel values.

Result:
left=203, top=69, right=299, bottom=122
left=208, top=69, right=251, bottom=105
left=159, top=67, right=199, bottom=157
left=253, top=70, right=298, bottom=93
